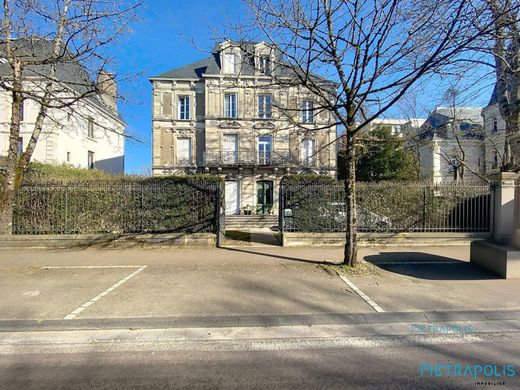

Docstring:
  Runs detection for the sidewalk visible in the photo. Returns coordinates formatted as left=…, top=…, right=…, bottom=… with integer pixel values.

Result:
left=0, top=246, right=519, bottom=323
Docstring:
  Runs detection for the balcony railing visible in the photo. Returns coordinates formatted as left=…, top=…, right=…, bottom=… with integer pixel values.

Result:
left=201, top=151, right=329, bottom=169
left=203, top=151, right=292, bottom=167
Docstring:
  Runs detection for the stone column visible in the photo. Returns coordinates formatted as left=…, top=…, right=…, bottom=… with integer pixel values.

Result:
left=491, top=172, right=519, bottom=244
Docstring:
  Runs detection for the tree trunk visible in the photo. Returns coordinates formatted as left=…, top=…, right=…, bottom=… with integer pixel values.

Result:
left=343, top=133, right=358, bottom=266
left=0, top=62, right=23, bottom=235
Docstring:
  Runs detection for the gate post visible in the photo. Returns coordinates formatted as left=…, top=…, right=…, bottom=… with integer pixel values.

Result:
left=216, top=181, right=225, bottom=247
left=490, top=172, right=518, bottom=244
left=278, top=179, right=284, bottom=246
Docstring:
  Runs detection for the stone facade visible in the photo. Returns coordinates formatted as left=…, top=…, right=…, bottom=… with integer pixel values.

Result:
left=417, top=107, right=485, bottom=183
left=482, top=101, right=506, bottom=175
left=150, top=41, right=337, bottom=215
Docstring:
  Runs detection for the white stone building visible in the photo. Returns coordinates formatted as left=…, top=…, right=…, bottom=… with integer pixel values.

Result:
left=0, top=40, right=125, bottom=173
left=150, top=41, right=337, bottom=215
left=417, top=107, right=485, bottom=183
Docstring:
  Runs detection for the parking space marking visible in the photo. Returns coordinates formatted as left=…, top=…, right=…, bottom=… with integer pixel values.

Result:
left=373, top=262, right=461, bottom=265
left=64, top=265, right=147, bottom=320
left=337, top=274, right=385, bottom=313
left=42, top=266, right=145, bottom=269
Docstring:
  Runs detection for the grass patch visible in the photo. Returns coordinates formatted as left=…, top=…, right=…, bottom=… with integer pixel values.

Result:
left=320, top=261, right=381, bottom=277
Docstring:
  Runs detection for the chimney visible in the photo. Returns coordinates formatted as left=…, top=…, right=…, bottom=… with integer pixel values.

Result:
left=97, top=70, right=118, bottom=113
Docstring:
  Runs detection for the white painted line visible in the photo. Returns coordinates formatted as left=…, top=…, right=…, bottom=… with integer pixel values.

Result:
left=42, top=265, right=145, bottom=269
left=373, top=262, right=462, bottom=265
left=337, top=274, right=385, bottom=313
left=64, top=266, right=147, bottom=320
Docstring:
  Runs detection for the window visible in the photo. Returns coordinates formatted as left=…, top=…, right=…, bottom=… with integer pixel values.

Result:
left=259, top=56, right=271, bottom=74
left=19, top=100, right=24, bottom=122
left=300, top=138, right=316, bottom=166
left=223, top=134, right=238, bottom=164
left=87, top=151, right=95, bottom=169
left=223, top=52, right=237, bottom=74
left=67, top=152, right=71, bottom=163
left=258, top=94, right=272, bottom=119
left=224, top=93, right=237, bottom=118
left=17, top=137, right=23, bottom=156
left=258, top=135, right=272, bottom=165
left=302, top=100, right=314, bottom=123
left=87, top=118, right=94, bottom=138
left=178, top=96, right=190, bottom=120
left=492, top=118, right=498, bottom=133
left=176, top=137, right=192, bottom=165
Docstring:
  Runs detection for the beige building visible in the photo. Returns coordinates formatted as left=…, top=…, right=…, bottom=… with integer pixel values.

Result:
left=150, top=41, right=337, bottom=215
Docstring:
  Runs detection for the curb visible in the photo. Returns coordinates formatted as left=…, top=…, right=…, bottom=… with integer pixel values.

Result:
left=1, top=309, right=520, bottom=332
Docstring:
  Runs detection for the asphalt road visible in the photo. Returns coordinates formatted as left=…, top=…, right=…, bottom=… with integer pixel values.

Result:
left=1, top=332, right=519, bottom=389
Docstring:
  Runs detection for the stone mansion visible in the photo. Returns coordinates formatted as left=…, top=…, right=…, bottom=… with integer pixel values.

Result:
left=150, top=41, right=337, bottom=215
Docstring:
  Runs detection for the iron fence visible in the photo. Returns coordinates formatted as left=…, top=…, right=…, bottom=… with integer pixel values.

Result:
left=13, top=180, right=221, bottom=235
left=280, top=180, right=492, bottom=233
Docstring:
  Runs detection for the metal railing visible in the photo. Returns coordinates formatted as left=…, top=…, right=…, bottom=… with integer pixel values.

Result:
left=280, top=180, right=493, bottom=233
left=203, top=150, right=324, bottom=168
left=13, top=180, right=221, bottom=235
left=204, top=151, right=292, bottom=166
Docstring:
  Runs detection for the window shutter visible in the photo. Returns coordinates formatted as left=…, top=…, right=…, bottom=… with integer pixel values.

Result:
left=162, top=92, right=173, bottom=117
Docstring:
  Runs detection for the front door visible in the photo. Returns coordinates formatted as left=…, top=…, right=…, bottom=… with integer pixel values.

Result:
left=225, top=181, right=240, bottom=215
left=256, top=180, right=273, bottom=215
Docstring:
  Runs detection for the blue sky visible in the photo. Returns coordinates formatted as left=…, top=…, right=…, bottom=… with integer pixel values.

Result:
left=114, top=0, right=245, bottom=174
left=113, top=0, right=495, bottom=175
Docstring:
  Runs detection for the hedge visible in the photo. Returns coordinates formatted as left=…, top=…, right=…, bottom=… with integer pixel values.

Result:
left=13, top=175, right=222, bottom=235
left=280, top=176, right=491, bottom=233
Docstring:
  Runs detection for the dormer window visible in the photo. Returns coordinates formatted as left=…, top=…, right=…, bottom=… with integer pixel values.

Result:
left=223, top=52, right=237, bottom=74
left=259, top=56, right=271, bottom=74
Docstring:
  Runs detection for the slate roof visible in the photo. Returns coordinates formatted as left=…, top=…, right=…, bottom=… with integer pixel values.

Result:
left=419, top=107, right=484, bottom=140
left=0, top=38, right=121, bottom=120
left=150, top=41, right=332, bottom=84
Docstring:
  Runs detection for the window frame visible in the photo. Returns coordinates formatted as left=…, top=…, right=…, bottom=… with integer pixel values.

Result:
left=87, top=118, right=95, bottom=139
left=300, top=138, right=317, bottom=165
left=301, top=100, right=314, bottom=123
left=19, top=100, right=24, bottom=122
left=224, top=93, right=238, bottom=118
left=178, top=95, right=190, bottom=120
left=258, top=56, right=271, bottom=74
left=257, top=94, right=273, bottom=119
left=17, top=137, right=23, bottom=156
left=87, top=150, right=95, bottom=170
left=223, top=52, right=237, bottom=74
left=176, top=137, right=192, bottom=165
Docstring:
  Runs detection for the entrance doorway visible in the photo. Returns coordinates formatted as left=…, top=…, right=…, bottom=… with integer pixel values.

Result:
left=225, top=181, right=240, bottom=215
left=256, top=180, right=274, bottom=215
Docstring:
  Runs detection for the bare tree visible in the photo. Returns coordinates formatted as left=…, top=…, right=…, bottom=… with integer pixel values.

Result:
left=0, top=0, right=141, bottom=234
left=236, top=0, right=500, bottom=265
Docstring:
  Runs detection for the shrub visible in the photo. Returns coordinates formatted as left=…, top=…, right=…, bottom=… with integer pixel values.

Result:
left=13, top=175, right=222, bottom=235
